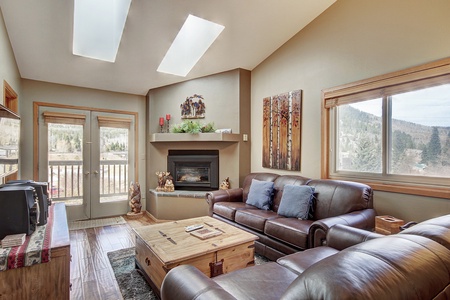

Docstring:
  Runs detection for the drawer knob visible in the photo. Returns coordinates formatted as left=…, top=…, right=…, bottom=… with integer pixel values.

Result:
left=145, top=257, right=151, bottom=266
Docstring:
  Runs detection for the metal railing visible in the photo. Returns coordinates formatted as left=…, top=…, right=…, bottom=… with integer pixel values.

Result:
left=48, top=160, right=128, bottom=201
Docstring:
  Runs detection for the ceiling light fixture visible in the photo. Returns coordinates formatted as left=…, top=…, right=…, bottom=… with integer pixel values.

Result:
left=157, top=14, right=225, bottom=77
left=73, top=0, right=131, bottom=62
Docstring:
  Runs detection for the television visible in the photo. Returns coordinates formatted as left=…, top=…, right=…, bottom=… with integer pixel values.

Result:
left=0, top=104, right=20, bottom=179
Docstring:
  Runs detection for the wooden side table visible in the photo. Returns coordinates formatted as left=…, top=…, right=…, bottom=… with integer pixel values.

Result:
left=375, top=215, right=405, bottom=235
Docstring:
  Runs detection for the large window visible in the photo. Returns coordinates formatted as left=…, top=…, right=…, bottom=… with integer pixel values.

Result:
left=322, top=58, right=450, bottom=198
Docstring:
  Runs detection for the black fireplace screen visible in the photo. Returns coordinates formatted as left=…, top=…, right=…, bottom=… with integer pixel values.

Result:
left=167, top=150, right=219, bottom=190
left=176, top=166, right=210, bottom=183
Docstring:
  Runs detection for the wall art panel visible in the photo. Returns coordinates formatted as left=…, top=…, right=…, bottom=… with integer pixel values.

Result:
left=262, top=90, right=302, bottom=171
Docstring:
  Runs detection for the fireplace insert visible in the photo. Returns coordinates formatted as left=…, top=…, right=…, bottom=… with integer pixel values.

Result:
left=167, top=150, right=219, bottom=191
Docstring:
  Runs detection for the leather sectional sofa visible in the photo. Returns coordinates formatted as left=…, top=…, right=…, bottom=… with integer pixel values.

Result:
left=206, top=172, right=376, bottom=260
left=161, top=214, right=450, bottom=300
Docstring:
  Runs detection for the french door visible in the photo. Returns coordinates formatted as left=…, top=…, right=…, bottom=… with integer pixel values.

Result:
left=38, top=106, right=135, bottom=221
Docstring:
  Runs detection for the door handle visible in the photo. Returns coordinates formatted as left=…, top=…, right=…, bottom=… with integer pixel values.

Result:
left=93, top=170, right=99, bottom=175
left=85, top=171, right=90, bottom=175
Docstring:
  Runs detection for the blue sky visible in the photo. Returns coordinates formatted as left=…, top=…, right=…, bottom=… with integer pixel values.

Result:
left=350, top=84, right=450, bottom=127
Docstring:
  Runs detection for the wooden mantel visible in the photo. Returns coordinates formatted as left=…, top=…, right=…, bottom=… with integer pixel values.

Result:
left=150, top=133, right=242, bottom=143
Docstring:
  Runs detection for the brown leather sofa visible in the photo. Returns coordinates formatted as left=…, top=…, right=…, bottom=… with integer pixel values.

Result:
left=206, top=172, right=376, bottom=260
left=161, top=214, right=450, bottom=300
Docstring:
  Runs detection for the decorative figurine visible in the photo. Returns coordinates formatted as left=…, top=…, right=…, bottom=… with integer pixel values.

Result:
left=127, top=182, right=143, bottom=217
left=156, top=171, right=175, bottom=192
left=164, top=176, right=175, bottom=192
left=156, top=171, right=169, bottom=191
left=219, top=177, right=230, bottom=190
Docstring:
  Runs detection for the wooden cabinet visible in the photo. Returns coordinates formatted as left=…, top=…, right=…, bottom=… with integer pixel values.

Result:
left=0, top=203, right=70, bottom=299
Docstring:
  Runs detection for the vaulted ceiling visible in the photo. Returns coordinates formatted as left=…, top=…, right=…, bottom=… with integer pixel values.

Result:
left=0, top=0, right=335, bottom=95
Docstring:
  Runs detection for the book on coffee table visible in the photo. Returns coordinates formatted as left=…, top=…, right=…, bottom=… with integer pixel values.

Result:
left=190, top=228, right=222, bottom=240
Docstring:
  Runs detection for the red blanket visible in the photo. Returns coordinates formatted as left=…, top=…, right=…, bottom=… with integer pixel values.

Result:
left=0, top=204, right=54, bottom=271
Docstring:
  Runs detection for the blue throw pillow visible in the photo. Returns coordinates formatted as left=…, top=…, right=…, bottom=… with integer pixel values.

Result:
left=246, top=179, right=274, bottom=210
left=278, top=185, right=315, bottom=219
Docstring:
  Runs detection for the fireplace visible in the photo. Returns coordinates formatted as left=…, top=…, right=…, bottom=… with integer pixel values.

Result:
left=167, top=150, right=219, bottom=191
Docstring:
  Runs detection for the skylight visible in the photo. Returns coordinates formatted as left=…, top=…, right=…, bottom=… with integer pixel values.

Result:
left=157, top=14, right=225, bottom=77
left=73, top=0, right=131, bottom=62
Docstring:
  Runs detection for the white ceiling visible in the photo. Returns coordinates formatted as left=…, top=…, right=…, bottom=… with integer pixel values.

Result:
left=0, top=0, right=335, bottom=96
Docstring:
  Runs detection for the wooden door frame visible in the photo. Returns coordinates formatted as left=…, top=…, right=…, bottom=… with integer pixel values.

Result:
left=3, top=80, right=19, bottom=182
left=4, top=80, right=18, bottom=112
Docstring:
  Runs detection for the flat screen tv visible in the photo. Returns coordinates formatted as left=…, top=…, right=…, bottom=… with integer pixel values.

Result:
left=0, top=104, right=20, bottom=179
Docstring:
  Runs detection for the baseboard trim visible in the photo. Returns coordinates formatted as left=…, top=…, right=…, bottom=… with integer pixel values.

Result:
left=144, top=210, right=171, bottom=223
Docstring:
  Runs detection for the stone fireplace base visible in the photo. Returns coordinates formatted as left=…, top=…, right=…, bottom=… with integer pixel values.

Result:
left=147, top=189, right=209, bottom=220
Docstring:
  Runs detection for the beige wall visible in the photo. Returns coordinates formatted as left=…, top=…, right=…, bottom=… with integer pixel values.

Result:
left=19, top=79, right=147, bottom=205
left=0, top=8, right=21, bottom=107
left=148, top=69, right=245, bottom=135
left=251, top=0, right=450, bottom=221
left=146, top=69, right=251, bottom=202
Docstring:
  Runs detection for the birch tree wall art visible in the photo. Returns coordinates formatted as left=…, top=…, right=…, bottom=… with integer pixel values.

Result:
left=263, top=89, right=302, bottom=171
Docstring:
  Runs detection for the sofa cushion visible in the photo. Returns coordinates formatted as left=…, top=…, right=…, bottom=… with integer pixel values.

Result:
left=213, top=202, right=258, bottom=221
left=400, top=214, right=450, bottom=250
left=214, top=262, right=298, bottom=300
left=242, top=173, right=279, bottom=202
left=306, top=179, right=373, bottom=220
left=276, top=246, right=338, bottom=275
left=246, top=179, right=274, bottom=210
left=264, top=217, right=313, bottom=249
left=277, top=185, right=314, bottom=219
left=235, top=209, right=280, bottom=232
left=272, top=175, right=311, bottom=212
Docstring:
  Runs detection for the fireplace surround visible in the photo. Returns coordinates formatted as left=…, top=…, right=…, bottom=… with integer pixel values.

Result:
left=167, top=150, right=219, bottom=191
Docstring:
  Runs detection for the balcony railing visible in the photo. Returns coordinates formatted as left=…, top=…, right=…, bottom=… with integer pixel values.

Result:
left=49, top=160, right=128, bottom=202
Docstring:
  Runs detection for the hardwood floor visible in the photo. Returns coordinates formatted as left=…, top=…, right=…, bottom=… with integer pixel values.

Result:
left=69, top=214, right=156, bottom=300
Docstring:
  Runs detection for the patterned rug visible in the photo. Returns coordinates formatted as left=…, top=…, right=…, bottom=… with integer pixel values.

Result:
left=107, top=247, right=155, bottom=300
left=69, top=216, right=127, bottom=230
left=107, top=247, right=270, bottom=300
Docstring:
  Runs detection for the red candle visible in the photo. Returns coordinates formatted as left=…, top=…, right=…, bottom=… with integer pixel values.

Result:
left=159, top=117, right=164, bottom=126
left=166, top=114, right=171, bottom=121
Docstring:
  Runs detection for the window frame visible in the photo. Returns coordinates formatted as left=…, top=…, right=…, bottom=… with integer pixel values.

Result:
left=322, top=57, right=450, bottom=199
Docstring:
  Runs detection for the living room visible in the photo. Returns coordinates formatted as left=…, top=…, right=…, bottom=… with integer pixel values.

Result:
left=1, top=0, right=450, bottom=299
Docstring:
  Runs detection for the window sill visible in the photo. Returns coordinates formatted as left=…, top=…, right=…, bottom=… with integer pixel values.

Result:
left=329, top=176, right=450, bottom=199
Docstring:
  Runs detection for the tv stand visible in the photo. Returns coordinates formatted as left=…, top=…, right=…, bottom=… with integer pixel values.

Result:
left=0, top=203, right=70, bottom=299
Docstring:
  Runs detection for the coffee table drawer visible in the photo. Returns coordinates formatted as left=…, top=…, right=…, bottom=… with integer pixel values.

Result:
left=135, top=236, right=166, bottom=290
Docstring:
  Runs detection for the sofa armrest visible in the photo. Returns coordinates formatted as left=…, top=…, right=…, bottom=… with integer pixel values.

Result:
left=309, top=208, right=377, bottom=248
left=326, top=224, right=384, bottom=250
left=206, top=188, right=243, bottom=216
left=161, top=265, right=237, bottom=300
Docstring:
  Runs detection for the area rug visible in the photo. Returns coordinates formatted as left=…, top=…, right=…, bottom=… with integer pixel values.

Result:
left=68, top=216, right=127, bottom=230
left=107, top=247, right=155, bottom=300
left=107, top=247, right=270, bottom=300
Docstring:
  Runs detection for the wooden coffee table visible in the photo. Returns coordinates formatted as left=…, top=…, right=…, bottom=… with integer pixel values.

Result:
left=134, top=216, right=258, bottom=297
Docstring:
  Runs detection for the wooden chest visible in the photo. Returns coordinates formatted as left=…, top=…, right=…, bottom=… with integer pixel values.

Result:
left=375, top=215, right=405, bottom=235
left=134, top=216, right=258, bottom=297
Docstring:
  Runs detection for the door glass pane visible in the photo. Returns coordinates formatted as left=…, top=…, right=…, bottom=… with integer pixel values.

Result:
left=48, top=123, right=83, bottom=205
left=390, top=84, right=450, bottom=177
left=99, top=127, right=129, bottom=203
left=337, top=98, right=383, bottom=173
